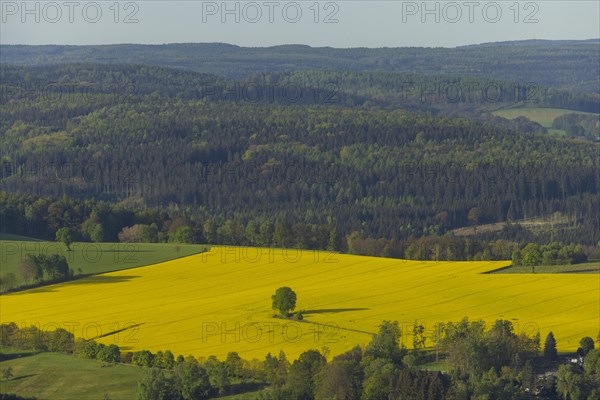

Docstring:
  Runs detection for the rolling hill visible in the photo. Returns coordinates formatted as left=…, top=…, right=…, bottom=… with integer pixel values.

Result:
left=2, top=40, right=599, bottom=92
left=1, top=247, right=597, bottom=360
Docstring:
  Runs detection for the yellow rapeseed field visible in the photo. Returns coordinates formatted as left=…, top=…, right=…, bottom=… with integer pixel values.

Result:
left=1, top=247, right=598, bottom=360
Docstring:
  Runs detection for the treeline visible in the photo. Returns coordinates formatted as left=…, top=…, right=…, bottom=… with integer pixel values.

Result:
left=2, top=320, right=598, bottom=399
left=0, top=323, right=75, bottom=354
left=512, top=242, right=588, bottom=268
left=346, top=232, right=596, bottom=264
left=0, top=254, right=72, bottom=293
left=467, top=220, right=600, bottom=250
left=2, top=192, right=600, bottom=265
left=0, top=191, right=201, bottom=245
left=347, top=232, right=516, bottom=261
left=0, top=192, right=341, bottom=250
left=552, top=113, right=599, bottom=141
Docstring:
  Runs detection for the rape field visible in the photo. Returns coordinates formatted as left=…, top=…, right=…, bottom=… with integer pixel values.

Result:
left=1, top=246, right=598, bottom=360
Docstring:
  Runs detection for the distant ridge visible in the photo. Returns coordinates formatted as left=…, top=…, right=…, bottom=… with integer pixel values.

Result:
left=1, top=40, right=598, bottom=92
left=458, top=38, right=600, bottom=47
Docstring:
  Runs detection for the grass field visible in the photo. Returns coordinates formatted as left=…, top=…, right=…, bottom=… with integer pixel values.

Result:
left=0, top=348, right=141, bottom=399
left=492, top=107, right=598, bottom=135
left=491, top=261, right=600, bottom=274
left=220, top=390, right=268, bottom=399
left=0, top=347, right=265, bottom=400
left=1, top=246, right=598, bottom=361
left=453, top=212, right=573, bottom=236
left=0, top=240, right=209, bottom=286
left=0, top=233, right=43, bottom=241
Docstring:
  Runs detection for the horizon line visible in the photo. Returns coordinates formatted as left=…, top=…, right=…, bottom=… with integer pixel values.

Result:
left=1, top=38, right=599, bottom=50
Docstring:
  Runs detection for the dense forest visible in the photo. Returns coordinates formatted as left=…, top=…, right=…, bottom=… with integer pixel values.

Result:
left=3, top=64, right=598, bottom=116
left=1, top=63, right=599, bottom=247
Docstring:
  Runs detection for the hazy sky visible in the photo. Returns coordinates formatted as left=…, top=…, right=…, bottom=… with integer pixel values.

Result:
left=1, top=1, right=598, bottom=47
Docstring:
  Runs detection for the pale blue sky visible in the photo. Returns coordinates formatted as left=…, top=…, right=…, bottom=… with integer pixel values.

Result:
left=1, top=1, right=598, bottom=47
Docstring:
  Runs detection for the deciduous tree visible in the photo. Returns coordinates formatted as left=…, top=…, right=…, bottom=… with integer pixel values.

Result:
left=271, top=287, right=297, bottom=317
left=56, top=227, right=76, bottom=251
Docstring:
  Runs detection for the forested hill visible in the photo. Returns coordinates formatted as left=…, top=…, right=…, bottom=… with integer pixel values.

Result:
left=2, top=40, right=599, bottom=92
left=2, top=64, right=598, bottom=115
left=1, top=64, right=598, bottom=245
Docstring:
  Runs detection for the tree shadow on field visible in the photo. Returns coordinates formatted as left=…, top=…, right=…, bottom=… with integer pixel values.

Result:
left=100, top=249, right=154, bottom=254
left=0, top=352, right=37, bottom=361
left=65, top=275, right=141, bottom=285
left=563, top=269, right=600, bottom=273
left=227, top=382, right=268, bottom=396
left=8, top=374, right=38, bottom=381
left=301, top=308, right=370, bottom=316
left=8, top=275, right=141, bottom=295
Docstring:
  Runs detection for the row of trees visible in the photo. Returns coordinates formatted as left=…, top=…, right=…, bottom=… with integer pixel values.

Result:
left=346, top=232, right=519, bottom=261
left=552, top=113, right=599, bottom=141
left=512, top=242, right=588, bottom=269
left=0, top=323, right=74, bottom=353
left=20, top=254, right=72, bottom=283
left=3, top=191, right=599, bottom=265
left=0, top=254, right=72, bottom=293
left=0, top=192, right=343, bottom=250
left=346, top=232, right=596, bottom=264
left=0, top=192, right=213, bottom=245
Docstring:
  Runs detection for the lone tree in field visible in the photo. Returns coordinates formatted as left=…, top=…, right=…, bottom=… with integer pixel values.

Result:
left=544, top=331, right=558, bottom=362
left=271, top=287, right=297, bottom=317
left=1, top=366, right=13, bottom=381
left=56, top=227, right=77, bottom=251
